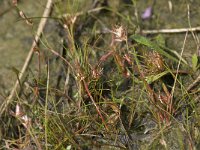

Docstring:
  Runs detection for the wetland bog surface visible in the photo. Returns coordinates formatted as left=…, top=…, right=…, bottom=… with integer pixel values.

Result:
left=0, top=0, right=200, bottom=149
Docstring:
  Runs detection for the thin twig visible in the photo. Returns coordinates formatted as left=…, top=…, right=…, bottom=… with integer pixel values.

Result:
left=141, top=5, right=200, bottom=34
left=142, top=26, right=200, bottom=34
left=0, top=0, right=53, bottom=116
left=95, top=26, right=200, bottom=35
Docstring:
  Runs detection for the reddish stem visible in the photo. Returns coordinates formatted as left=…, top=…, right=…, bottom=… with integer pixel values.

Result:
left=82, top=79, right=108, bottom=131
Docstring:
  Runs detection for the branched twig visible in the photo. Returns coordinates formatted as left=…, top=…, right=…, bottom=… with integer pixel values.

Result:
left=0, top=0, right=53, bottom=116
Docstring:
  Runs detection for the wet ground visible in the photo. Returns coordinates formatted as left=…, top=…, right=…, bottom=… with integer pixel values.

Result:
left=1, top=0, right=199, bottom=100
left=0, top=0, right=47, bottom=101
left=0, top=0, right=200, bottom=149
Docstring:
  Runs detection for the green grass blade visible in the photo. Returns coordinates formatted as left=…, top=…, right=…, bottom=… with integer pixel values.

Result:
left=145, top=70, right=170, bottom=84
left=130, top=34, right=179, bottom=62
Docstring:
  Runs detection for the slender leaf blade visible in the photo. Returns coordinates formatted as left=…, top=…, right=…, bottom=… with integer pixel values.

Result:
left=130, top=34, right=178, bottom=62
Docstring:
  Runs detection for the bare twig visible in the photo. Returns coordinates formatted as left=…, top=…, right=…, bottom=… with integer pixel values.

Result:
left=141, top=5, right=200, bottom=35
left=0, top=0, right=53, bottom=116
left=95, top=26, right=200, bottom=35
left=142, top=26, right=200, bottom=34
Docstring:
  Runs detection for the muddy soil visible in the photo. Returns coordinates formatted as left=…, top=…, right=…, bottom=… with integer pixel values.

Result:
left=0, top=0, right=200, bottom=149
left=0, top=0, right=48, bottom=101
left=1, top=0, right=199, bottom=99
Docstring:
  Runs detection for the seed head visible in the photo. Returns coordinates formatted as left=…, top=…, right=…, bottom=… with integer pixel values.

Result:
left=112, top=25, right=127, bottom=42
